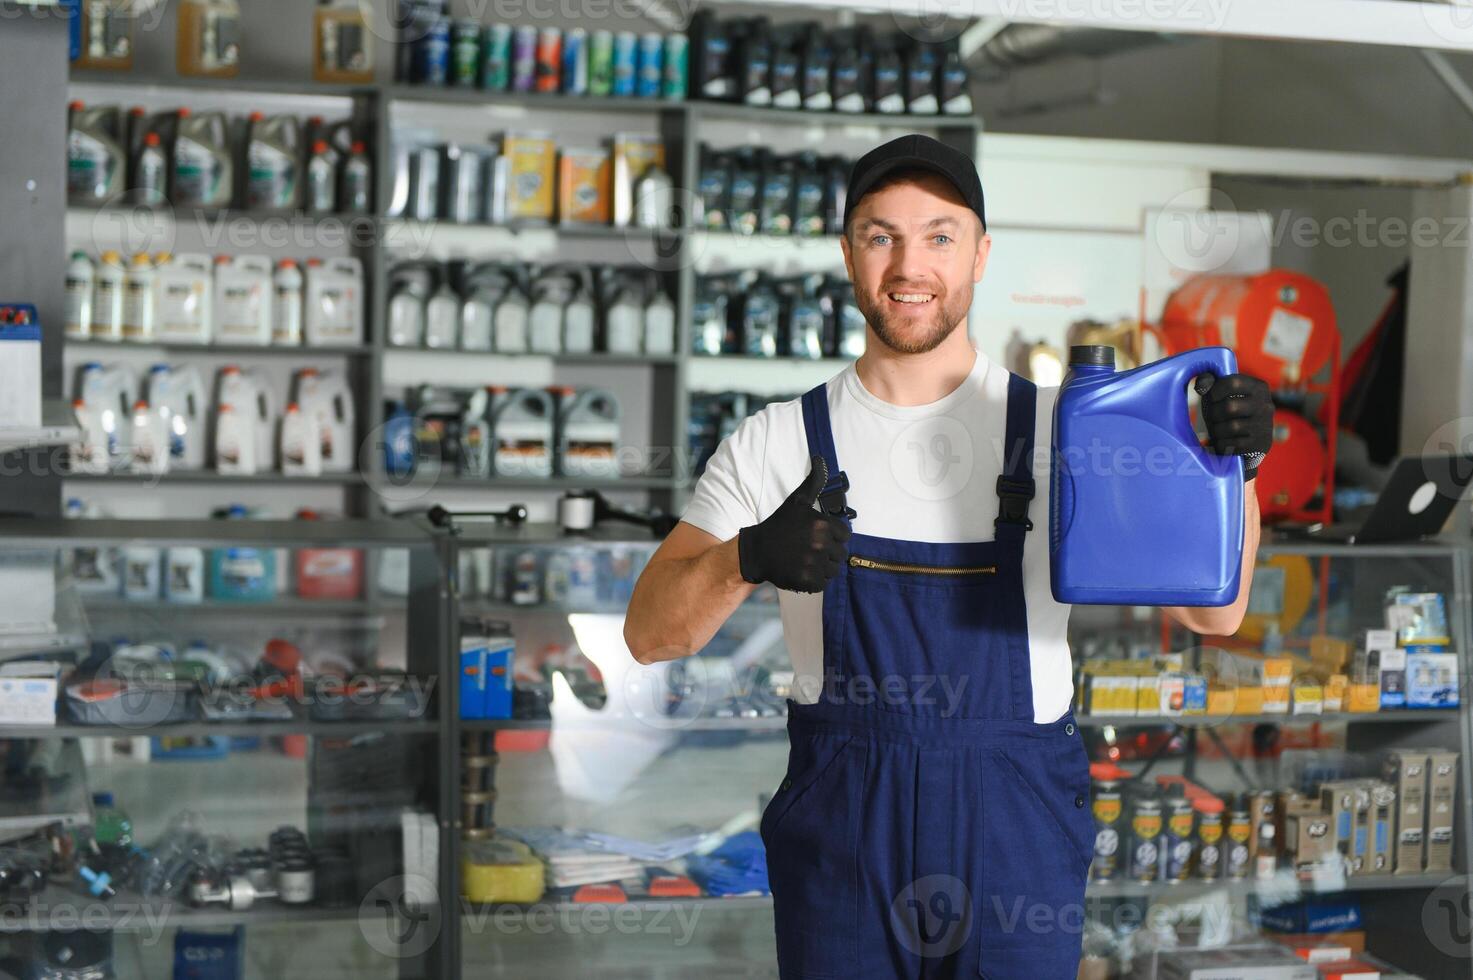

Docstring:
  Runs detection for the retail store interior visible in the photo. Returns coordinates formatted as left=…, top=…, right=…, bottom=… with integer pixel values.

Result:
left=0, top=0, right=1471, bottom=977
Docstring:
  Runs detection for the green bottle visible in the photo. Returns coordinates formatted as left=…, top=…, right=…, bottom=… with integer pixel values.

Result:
left=589, top=30, right=614, bottom=96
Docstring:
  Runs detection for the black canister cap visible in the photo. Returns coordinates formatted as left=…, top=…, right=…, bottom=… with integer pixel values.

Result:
left=1070, top=345, right=1115, bottom=368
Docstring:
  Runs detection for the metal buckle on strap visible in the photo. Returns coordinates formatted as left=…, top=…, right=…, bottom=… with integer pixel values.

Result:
left=994, top=475, right=1035, bottom=531
left=818, top=470, right=856, bottom=520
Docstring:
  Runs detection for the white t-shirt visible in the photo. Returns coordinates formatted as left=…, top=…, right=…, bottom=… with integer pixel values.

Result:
left=681, top=351, right=1075, bottom=724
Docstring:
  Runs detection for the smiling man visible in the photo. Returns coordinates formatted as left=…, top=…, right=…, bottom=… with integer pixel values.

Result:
left=624, top=134, right=1271, bottom=979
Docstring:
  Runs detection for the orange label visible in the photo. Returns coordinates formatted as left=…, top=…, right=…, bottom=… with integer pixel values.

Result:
left=1094, top=798, right=1122, bottom=823
left=1169, top=813, right=1194, bottom=836
left=1200, top=822, right=1224, bottom=844
left=1133, top=814, right=1162, bottom=838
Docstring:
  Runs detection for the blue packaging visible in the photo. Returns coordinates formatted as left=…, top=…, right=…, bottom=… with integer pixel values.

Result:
left=207, top=507, right=277, bottom=602
left=1256, top=897, right=1362, bottom=934
left=612, top=31, right=637, bottom=97
left=637, top=32, right=664, bottom=97
left=61, top=0, right=81, bottom=60
left=511, top=25, right=537, bottom=92
left=460, top=627, right=514, bottom=719
left=1051, top=345, right=1244, bottom=606
left=561, top=27, right=588, bottom=95
left=174, top=926, right=244, bottom=980
left=383, top=402, right=416, bottom=476
left=412, top=17, right=451, bottom=86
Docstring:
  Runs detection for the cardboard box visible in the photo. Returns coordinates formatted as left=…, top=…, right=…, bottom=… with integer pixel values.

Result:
left=557, top=146, right=612, bottom=226
left=1425, top=749, right=1459, bottom=873
left=1405, top=651, right=1458, bottom=708
left=1286, top=796, right=1334, bottom=873
left=611, top=133, right=667, bottom=227
left=1156, top=946, right=1317, bottom=980
left=1258, top=898, right=1363, bottom=934
left=1366, top=781, right=1394, bottom=874
left=1293, top=945, right=1353, bottom=964
left=1207, top=686, right=1236, bottom=715
left=1349, top=782, right=1371, bottom=874
left=1263, top=657, right=1294, bottom=713
left=1272, top=932, right=1367, bottom=955
left=1293, top=682, right=1324, bottom=715
left=0, top=661, right=60, bottom=725
left=1374, top=647, right=1406, bottom=710
left=1249, top=790, right=1278, bottom=872
left=1236, top=685, right=1265, bottom=714
left=1309, top=635, right=1350, bottom=679
left=1318, top=960, right=1379, bottom=980
left=1319, top=781, right=1357, bottom=873
left=1324, top=674, right=1348, bottom=713
left=1383, top=749, right=1427, bottom=874
left=1136, top=671, right=1162, bottom=715
left=503, top=133, right=557, bottom=222
left=1346, top=683, right=1380, bottom=713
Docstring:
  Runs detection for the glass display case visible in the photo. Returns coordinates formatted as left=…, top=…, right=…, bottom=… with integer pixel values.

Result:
left=1067, top=540, right=1472, bottom=980
left=0, top=517, right=451, bottom=980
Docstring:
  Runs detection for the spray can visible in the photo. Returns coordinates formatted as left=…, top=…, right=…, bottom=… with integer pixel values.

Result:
left=663, top=34, right=688, bottom=100
left=612, top=32, right=637, bottom=97
left=483, top=24, right=512, bottom=91
left=589, top=30, right=614, bottom=96
left=637, top=33, right=663, bottom=98
left=535, top=27, right=562, bottom=93
left=1253, top=790, right=1278, bottom=879
left=562, top=28, right=588, bottom=95
left=1197, top=804, right=1225, bottom=881
left=1226, top=796, right=1252, bottom=880
left=511, top=26, right=537, bottom=92
left=452, top=20, right=481, bottom=86
left=1091, top=779, right=1123, bottom=882
left=412, top=16, right=451, bottom=86
left=1128, top=792, right=1162, bottom=883
left=1163, top=786, right=1195, bottom=883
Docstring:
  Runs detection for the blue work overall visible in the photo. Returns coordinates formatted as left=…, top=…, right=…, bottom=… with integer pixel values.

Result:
left=759, top=374, right=1094, bottom=980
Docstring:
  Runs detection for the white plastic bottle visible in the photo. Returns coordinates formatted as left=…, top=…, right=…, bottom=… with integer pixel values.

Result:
left=122, top=253, right=156, bottom=342
left=213, top=402, right=258, bottom=475
left=645, top=288, right=676, bottom=355
left=122, top=545, right=162, bottom=600
left=215, top=365, right=277, bottom=470
left=292, top=368, right=355, bottom=472
left=65, top=251, right=95, bottom=340
left=147, top=364, right=207, bottom=470
left=92, top=251, right=126, bottom=341
left=70, top=397, right=112, bottom=474
left=213, top=255, right=273, bottom=345
left=280, top=402, right=323, bottom=476
left=272, top=259, right=304, bottom=345
left=164, top=548, right=205, bottom=603
left=128, top=399, right=170, bottom=474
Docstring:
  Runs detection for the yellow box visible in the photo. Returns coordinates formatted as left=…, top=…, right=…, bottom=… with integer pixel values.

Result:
left=1207, top=688, right=1236, bottom=716
left=1262, top=657, right=1295, bottom=687
left=504, top=133, right=557, bottom=222
left=1234, top=686, right=1264, bottom=714
left=1136, top=674, right=1161, bottom=715
left=1347, top=683, right=1381, bottom=713
left=1292, top=683, right=1323, bottom=715
left=461, top=838, right=545, bottom=904
left=1325, top=674, right=1348, bottom=713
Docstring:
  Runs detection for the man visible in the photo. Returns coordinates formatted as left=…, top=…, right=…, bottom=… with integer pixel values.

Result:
left=624, top=134, right=1271, bottom=979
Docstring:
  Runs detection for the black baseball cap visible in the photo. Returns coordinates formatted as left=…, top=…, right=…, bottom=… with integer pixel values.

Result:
left=843, top=134, right=986, bottom=233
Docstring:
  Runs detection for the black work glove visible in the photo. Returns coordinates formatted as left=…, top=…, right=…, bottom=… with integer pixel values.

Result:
left=737, top=455, right=852, bottom=593
left=1196, top=373, right=1274, bottom=481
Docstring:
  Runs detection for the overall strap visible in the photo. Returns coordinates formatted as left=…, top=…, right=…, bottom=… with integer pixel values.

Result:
left=800, top=383, right=853, bottom=520
left=994, top=372, right=1037, bottom=542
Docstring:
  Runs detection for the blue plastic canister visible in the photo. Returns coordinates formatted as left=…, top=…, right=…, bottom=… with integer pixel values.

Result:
left=1050, top=345, right=1244, bottom=606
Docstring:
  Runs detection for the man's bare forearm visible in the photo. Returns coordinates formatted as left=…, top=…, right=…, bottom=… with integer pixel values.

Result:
left=1165, top=485, right=1261, bottom=636
left=625, top=533, right=757, bottom=664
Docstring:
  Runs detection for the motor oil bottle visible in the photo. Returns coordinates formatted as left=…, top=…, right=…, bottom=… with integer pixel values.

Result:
left=208, top=505, right=278, bottom=601
left=425, top=277, right=461, bottom=349
left=128, top=399, right=169, bottom=474
left=165, top=547, right=206, bottom=602
left=528, top=272, right=569, bottom=354
left=67, top=102, right=125, bottom=204
left=740, top=274, right=780, bottom=357
left=601, top=269, right=642, bottom=354
left=272, top=260, right=303, bottom=345
left=212, top=255, right=272, bottom=345
left=177, top=0, right=241, bottom=78
left=122, top=253, right=156, bottom=342
left=563, top=269, right=597, bottom=354
left=460, top=274, right=498, bottom=352
left=314, top=0, right=374, bottom=84
left=292, top=368, right=355, bottom=472
left=122, top=542, right=162, bottom=599
left=134, top=132, right=168, bottom=206
left=382, top=402, right=416, bottom=477
left=76, top=363, right=138, bottom=456
left=303, top=257, right=363, bottom=346
left=66, top=252, right=95, bottom=340
left=244, top=113, right=300, bottom=210
left=339, top=141, right=372, bottom=214
left=153, top=253, right=214, bottom=344
left=388, top=262, right=433, bottom=348
left=171, top=109, right=233, bottom=207
left=70, top=397, right=113, bottom=474
left=780, top=275, right=824, bottom=359
left=215, top=366, right=276, bottom=472
left=552, top=387, right=620, bottom=479
left=1051, top=345, right=1244, bottom=606
left=92, top=251, right=127, bottom=341
left=490, top=388, right=554, bottom=478
left=644, top=274, right=675, bottom=355
left=306, top=141, right=337, bottom=213
left=458, top=387, right=494, bottom=477
left=494, top=279, right=530, bottom=353
left=280, top=403, right=323, bottom=476
left=147, top=364, right=207, bottom=470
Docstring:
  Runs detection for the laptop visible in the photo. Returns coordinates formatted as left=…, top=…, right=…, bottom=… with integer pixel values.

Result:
left=1287, top=455, right=1473, bottom=544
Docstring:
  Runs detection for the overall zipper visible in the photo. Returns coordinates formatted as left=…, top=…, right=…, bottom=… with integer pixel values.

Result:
left=848, top=556, right=996, bottom=576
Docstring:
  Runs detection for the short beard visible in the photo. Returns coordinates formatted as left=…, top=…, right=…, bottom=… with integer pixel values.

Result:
left=854, top=289, right=968, bottom=355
